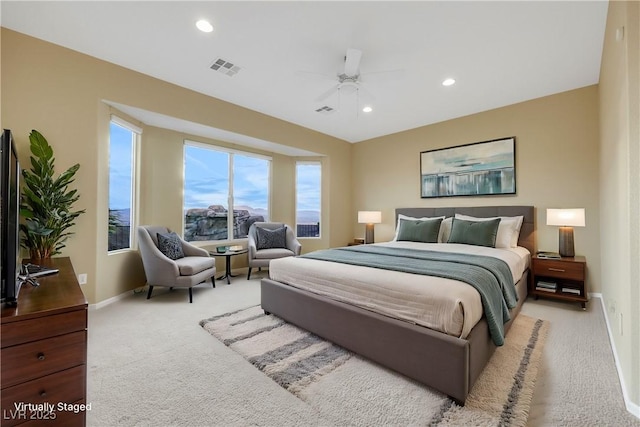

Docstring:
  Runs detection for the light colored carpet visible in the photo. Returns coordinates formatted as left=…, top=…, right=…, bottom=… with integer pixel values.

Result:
left=524, top=298, right=640, bottom=426
left=86, top=272, right=640, bottom=426
left=200, top=305, right=548, bottom=426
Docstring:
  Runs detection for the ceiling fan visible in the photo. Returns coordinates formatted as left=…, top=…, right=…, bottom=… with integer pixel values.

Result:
left=298, top=47, right=403, bottom=113
left=314, top=48, right=367, bottom=103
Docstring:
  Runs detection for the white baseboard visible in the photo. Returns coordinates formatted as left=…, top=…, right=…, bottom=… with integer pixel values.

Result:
left=596, top=294, right=640, bottom=419
left=89, top=287, right=142, bottom=310
left=629, top=402, right=640, bottom=420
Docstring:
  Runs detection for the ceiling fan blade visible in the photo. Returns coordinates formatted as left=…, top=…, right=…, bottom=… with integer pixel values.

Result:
left=343, top=48, right=362, bottom=76
left=315, top=84, right=340, bottom=103
left=360, top=68, right=405, bottom=81
left=295, top=70, right=336, bottom=81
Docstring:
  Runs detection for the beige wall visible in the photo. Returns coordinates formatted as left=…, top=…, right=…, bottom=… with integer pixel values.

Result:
left=1, top=29, right=352, bottom=304
left=353, top=86, right=601, bottom=291
left=599, top=0, right=640, bottom=410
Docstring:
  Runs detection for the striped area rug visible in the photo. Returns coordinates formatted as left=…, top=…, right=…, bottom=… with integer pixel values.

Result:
left=200, top=305, right=548, bottom=426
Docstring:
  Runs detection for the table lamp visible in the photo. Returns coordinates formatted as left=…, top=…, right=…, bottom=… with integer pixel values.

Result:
left=546, top=208, right=585, bottom=257
left=358, top=211, right=382, bottom=244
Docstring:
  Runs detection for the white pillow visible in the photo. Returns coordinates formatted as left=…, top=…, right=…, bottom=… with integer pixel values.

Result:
left=393, top=214, right=445, bottom=241
left=454, top=214, right=524, bottom=248
left=438, top=217, right=453, bottom=243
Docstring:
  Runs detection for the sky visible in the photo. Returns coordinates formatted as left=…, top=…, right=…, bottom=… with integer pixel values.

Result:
left=184, top=144, right=268, bottom=211
left=295, top=162, right=321, bottom=215
left=108, top=123, right=133, bottom=210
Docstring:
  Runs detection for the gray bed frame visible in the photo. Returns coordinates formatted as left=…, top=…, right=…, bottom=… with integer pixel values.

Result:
left=261, top=206, right=535, bottom=404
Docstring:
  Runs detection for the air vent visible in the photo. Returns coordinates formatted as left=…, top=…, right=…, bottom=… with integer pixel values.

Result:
left=210, top=58, right=241, bottom=77
left=315, top=106, right=335, bottom=114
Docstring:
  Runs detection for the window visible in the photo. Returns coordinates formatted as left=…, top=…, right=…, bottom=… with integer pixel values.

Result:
left=232, top=154, right=270, bottom=238
left=296, top=161, right=321, bottom=238
left=108, top=117, right=140, bottom=251
left=183, top=142, right=270, bottom=241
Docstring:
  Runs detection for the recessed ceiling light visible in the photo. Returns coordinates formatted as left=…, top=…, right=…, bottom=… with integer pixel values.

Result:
left=362, top=106, right=373, bottom=113
left=196, top=19, right=214, bottom=33
left=442, top=78, right=456, bottom=87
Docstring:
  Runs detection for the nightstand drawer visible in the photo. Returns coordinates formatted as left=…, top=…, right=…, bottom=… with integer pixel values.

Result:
left=533, top=260, right=584, bottom=281
left=1, top=331, right=87, bottom=388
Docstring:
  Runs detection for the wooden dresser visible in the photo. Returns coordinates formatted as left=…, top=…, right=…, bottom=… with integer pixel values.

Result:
left=1, top=257, right=87, bottom=426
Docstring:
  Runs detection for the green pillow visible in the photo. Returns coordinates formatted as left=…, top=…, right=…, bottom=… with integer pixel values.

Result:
left=396, top=218, right=443, bottom=243
left=447, top=218, right=501, bottom=247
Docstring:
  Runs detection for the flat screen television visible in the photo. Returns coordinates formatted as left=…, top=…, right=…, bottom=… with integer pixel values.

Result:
left=1, top=129, right=21, bottom=306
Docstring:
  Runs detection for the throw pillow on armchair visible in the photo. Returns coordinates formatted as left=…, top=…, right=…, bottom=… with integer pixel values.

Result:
left=256, top=226, right=287, bottom=250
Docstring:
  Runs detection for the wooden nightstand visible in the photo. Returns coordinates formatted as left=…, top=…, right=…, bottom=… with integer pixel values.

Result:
left=530, top=255, right=587, bottom=309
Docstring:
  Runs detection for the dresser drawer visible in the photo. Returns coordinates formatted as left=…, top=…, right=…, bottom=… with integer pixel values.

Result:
left=1, top=366, right=85, bottom=427
left=18, top=402, right=86, bottom=427
left=1, top=331, right=86, bottom=388
left=1, top=309, right=86, bottom=348
left=533, top=260, right=585, bottom=281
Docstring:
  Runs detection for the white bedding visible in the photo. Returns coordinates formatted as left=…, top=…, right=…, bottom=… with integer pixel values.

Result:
left=268, top=242, right=530, bottom=339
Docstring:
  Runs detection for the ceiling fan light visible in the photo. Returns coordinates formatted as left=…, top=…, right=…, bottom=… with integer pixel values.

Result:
left=442, top=78, right=456, bottom=86
left=196, top=19, right=214, bottom=33
left=362, top=106, right=373, bottom=113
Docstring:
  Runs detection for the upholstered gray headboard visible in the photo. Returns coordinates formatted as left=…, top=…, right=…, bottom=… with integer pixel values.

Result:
left=395, top=206, right=536, bottom=254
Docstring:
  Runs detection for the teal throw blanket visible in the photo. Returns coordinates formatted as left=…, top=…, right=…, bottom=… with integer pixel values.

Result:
left=301, top=245, right=517, bottom=346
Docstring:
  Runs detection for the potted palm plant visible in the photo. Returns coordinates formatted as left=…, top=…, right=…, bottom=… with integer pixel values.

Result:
left=20, top=130, right=85, bottom=259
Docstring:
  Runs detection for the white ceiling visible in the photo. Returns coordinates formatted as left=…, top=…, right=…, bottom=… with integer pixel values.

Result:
left=1, top=1, right=608, bottom=144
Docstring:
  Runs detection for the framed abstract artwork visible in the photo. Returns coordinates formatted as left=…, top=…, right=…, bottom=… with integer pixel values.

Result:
left=420, top=137, right=516, bottom=198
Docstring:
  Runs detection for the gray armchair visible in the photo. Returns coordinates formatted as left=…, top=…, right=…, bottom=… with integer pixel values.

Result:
left=137, top=225, right=216, bottom=303
left=247, top=222, right=301, bottom=279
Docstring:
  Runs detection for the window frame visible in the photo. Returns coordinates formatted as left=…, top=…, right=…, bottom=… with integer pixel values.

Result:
left=183, top=140, right=272, bottom=243
left=108, top=115, right=141, bottom=253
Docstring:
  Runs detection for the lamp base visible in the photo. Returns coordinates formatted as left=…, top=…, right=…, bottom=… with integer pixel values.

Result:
left=558, top=227, right=575, bottom=257
left=364, top=224, right=375, bottom=244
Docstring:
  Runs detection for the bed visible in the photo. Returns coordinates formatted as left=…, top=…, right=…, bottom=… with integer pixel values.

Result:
left=260, top=206, right=535, bottom=404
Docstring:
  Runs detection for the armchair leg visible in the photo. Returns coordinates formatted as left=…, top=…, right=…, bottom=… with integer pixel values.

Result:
left=189, top=288, right=193, bottom=303
left=247, top=267, right=252, bottom=280
left=212, top=276, right=216, bottom=288
left=146, top=286, right=154, bottom=300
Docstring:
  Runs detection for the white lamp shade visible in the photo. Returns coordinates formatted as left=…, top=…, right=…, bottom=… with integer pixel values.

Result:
left=358, top=211, right=382, bottom=224
left=546, top=208, right=585, bottom=227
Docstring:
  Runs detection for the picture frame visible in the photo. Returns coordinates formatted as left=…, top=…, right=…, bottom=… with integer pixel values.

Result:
left=420, top=137, right=516, bottom=198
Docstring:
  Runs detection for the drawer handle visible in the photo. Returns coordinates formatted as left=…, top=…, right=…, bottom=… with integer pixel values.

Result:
left=40, top=390, right=47, bottom=398
left=37, top=352, right=45, bottom=361
left=548, top=268, right=565, bottom=272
